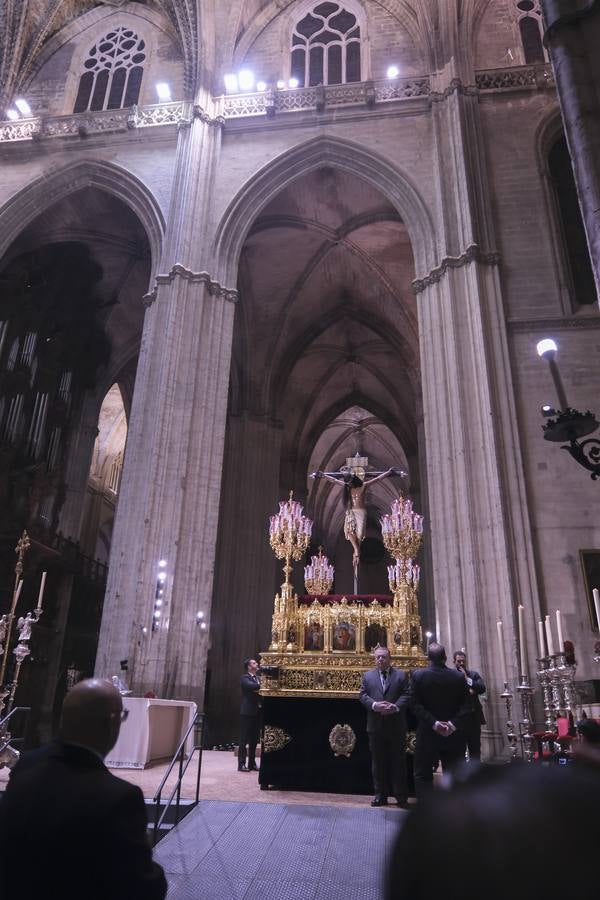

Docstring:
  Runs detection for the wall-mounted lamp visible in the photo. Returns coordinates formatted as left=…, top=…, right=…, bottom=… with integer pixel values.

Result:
left=196, top=611, right=207, bottom=631
left=152, top=560, right=168, bottom=631
left=536, top=337, right=600, bottom=479
left=425, top=631, right=433, bottom=653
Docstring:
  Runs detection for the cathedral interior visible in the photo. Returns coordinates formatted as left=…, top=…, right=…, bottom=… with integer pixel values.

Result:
left=0, top=0, right=599, bottom=758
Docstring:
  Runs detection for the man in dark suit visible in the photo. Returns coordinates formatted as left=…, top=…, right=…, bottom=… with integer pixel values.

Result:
left=453, top=650, right=486, bottom=761
left=359, top=645, right=409, bottom=807
left=409, top=642, right=469, bottom=797
left=0, top=678, right=167, bottom=900
left=238, top=656, right=261, bottom=771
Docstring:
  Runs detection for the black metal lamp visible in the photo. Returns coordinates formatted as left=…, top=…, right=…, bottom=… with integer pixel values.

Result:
left=536, top=338, right=600, bottom=479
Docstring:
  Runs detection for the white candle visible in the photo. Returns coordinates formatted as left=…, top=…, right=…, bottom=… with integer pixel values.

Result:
left=545, top=615, right=555, bottom=657
left=14, top=579, right=23, bottom=606
left=593, top=588, right=600, bottom=630
left=555, top=609, right=564, bottom=651
left=537, top=620, right=546, bottom=658
left=517, top=605, right=526, bottom=676
left=36, top=571, right=47, bottom=612
left=496, top=620, right=508, bottom=684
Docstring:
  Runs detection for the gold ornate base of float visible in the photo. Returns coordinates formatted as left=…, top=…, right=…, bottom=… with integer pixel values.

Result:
left=261, top=587, right=427, bottom=698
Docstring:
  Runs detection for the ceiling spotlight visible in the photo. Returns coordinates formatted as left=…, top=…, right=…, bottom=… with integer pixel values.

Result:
left=15, top=98, right=32, bottom=116
left=155, top=82, right=172, bottom=102
left=276, top=79, right=286, bottom=89
left=6, top=109, right=19, bottom=121
left=386, top=65, right=400, bottom=79
left=224, top=73, right=239, bottom=92
left=288, top=77, right=299, bottom=89
left=256, top=81, right=267, bottom=92
left=238, top=69, right=255, bottom=91
left=536, top=338, right=558, bottom=360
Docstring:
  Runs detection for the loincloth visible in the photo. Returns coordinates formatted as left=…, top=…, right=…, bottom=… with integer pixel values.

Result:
left=344, top=508, right=366, bottom=542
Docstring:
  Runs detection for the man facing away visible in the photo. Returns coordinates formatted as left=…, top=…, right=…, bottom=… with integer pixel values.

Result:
left=238, top=656, right=261, bottom=772
left=409, top=643, right=469, bottom=798
left=359, top=645, right=409, bottom=807
left=0, top=678, right=167, bottom=900
left=453, top=650, right=486, bottom=761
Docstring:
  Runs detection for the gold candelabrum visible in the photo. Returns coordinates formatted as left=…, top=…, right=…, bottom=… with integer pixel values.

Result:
left=269, top=492, right=312, bottom=651
left=0, top=531, right=47, bottom=769
left=304, top=548, right=334, bottom=596
left=381, top=497, right=425, bottom=655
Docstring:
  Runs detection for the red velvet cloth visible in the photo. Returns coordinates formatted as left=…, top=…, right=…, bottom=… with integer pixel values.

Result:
left=299, top=594, right=393, bottom=606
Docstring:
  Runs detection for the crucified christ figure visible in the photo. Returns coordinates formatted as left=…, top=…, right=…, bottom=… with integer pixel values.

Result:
left=311, top=460, right=403, bottom=569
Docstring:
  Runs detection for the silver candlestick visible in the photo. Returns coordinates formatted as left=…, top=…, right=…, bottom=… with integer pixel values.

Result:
left=537, top=656, right=557, bottom=734
left=517, top=674, right=535, bottom=763
left=500, top=682, right=518, bottom=760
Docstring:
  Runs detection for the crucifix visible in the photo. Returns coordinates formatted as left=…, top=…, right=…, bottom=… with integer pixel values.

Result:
left=311, top=454, right=406, bottom=593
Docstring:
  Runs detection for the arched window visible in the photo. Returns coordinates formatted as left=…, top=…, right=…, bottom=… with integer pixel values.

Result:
left=291, top=3, right=361, bottom=88
left=549, top=135, right=596, bottom=307
left=73, top=26, right=146, bottom=113
left=515, top=1, right=545, bottom=64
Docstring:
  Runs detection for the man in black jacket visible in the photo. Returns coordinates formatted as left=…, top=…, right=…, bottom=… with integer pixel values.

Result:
left=359, top=645, right=410, bottom=807
left=238, top=656, right=261, bottom=771
left=0, top=678, right=167, bottom=900
left=409, top=643, right=469, bottom=797
left=453, top=650, right=486, bottom=761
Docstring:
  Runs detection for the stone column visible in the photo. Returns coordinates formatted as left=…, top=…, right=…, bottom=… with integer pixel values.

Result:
left=417, top=59, right=542, bottom=755
left=95, top=105, right=235, bottom=702
left=542, top=0, right=600, bottom=302
left=207, top=413, right=283, bottom=743
left=58, top=407, right=99, bottom=541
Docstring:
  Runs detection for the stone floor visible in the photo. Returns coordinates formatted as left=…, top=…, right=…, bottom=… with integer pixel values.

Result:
left=154, top=799, right=405, bottom=900
left=107, top=748, right=383, bottom=807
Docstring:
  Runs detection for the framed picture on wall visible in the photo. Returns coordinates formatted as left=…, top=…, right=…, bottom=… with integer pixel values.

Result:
left=579, top=549, right=600, bottom=628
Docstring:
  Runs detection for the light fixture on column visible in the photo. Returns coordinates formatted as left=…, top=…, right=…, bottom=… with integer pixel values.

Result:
left=152, top=560, right=167, bottom=631
left=536, top=338, right=600, bottom=479
left=155, top=82, right=171, bottom=102
left=196, top=611, right=207, bottom=631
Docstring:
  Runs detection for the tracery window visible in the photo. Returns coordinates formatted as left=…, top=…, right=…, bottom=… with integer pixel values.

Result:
left=73, top=26, right=146, bottom=113
left=515, top=1, right=545, bottom=64
left=291, top=2, right=361, bottom=88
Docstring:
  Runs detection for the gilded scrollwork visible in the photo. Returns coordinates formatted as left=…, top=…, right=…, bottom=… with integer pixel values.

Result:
left=263, top=725, right=292, bottom=753
left=329, top=724, right=357, bottom=758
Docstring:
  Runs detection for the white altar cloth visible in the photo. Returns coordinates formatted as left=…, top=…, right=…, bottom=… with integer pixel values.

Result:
left=106, top=697, right=197, bottom=769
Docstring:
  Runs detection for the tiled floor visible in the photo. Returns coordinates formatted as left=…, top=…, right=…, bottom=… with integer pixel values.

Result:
left=154, top=799, right=405, bottom=900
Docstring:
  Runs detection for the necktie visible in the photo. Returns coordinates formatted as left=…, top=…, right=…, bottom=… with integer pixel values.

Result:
left=381, top=670, right=388, bottom=691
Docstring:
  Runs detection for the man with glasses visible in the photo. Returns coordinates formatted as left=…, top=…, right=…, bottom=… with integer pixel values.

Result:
left=0, top=678, right=167, bottom=900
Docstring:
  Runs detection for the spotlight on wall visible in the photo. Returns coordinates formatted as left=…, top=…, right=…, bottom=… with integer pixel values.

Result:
left=15, top=98, right=32, bottom=117
left=238, top=69, right=255, bottom=91
left=224, top=73, right=239, bottom=92
left=288, top=77, right=299, bottom=89
left=276, top=79, right=286, bottom=89
left=536, top=336, right=600, bottom=478
left=256, top=81, right=267, bottom=92
left=6, top=109, right=19, bottom=121
left=386, top=65, right=400, bottom=79
left=155, top=82, right=172, bottom=102
left=196, top=611, right=207, bottom=630
left=153, top=561, right=168, bottom=631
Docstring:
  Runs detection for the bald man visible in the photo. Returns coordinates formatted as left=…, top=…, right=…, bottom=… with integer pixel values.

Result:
left=0, top=679, right=167, bottom=900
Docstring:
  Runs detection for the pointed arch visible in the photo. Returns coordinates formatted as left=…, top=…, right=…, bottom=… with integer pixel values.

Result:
left=213, top=134, right=436, bottom=287
left=0, top=159, right=164, bottom=277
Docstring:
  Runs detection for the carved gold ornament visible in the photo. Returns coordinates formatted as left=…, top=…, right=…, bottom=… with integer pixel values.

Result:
left=263, top=725, right=291, bottom=753
left=329, top=723, right=356, bottom=758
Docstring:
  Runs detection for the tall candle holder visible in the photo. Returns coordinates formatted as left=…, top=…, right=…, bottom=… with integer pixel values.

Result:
left=500, top=683, right=519, bottom=760
left=269, top=492, right=312, bottom=652
left=304, top=548, right=334, bottom=596
left=381, top=499, right=425, bottom=655
left=269, top=492, right=313, bottom=600
left=380, top=497, right=423, bottom=561
left=517, top=675, right=535, bottom=762
left=537, top=656, right=558, bottom=734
